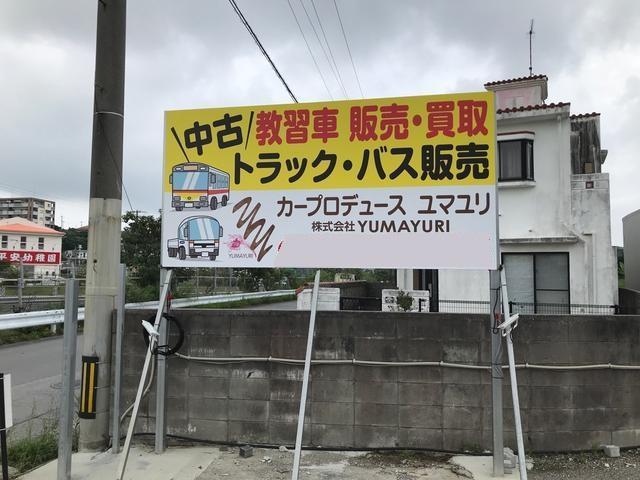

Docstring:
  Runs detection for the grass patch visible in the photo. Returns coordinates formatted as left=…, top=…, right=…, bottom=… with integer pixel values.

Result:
left=0, top=326, right=57, bottom=346
left=7, top=426, right=59, bottom=474
left=0, top=321, right=82, bottom=346
left=197, top=294, right=296, bottom=309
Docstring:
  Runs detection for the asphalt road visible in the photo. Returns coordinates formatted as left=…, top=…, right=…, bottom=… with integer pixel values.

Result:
left=0, top=334, right=83, bottom=437
left=244, top=300, right=297, bottom=310
left=1, top=300, right=297, bottom=438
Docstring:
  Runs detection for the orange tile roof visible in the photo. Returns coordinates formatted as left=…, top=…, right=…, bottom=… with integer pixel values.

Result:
left=496, top=102, right=570, bottom=114
left=485, top=74, right=548, bottom=87
left=570, top=112, right=600, bottom=119
left=0, top=223, right=64, bottom=236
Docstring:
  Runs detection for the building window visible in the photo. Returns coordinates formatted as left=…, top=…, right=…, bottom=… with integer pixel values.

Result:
left=498, top=139, right=534, bottom=181
left=20, top=236, right=27, bottom=249
left=503, top=252, right=569, bottom=313
left=38, top=237, right=45, bottom=250
left=1, top=235, right=7, bottom=248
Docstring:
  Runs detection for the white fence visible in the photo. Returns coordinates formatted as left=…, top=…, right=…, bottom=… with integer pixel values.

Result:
left=0, top=290, right=294, bottom=331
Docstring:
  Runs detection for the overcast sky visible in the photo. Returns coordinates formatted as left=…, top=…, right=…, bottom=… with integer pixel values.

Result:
left=0, top=0, right=638, bottom=244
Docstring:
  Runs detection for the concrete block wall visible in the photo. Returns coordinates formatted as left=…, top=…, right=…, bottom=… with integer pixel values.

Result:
left=117, top=309, right=640, bottom=452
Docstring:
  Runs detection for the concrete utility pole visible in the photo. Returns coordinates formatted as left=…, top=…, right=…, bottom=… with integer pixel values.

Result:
left=79, top=0, right=126, bottom=451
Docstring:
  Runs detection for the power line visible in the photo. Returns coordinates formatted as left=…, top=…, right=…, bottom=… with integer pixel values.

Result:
left=94, top=100, right=135, bottom=213
left=309, top=0, right=349, bottom=98
left=227, top=0, right=298, bottom=103
left=286, top=0, right=334, bottom=100
left=332, top=0, right=363, bottom=98
left=0, top=182, right=43, bottom=197
left=297, top=0, right=347, bottom=99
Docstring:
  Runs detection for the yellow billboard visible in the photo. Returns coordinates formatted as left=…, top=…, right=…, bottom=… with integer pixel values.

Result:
left=161, top=92, right=497, bottom=269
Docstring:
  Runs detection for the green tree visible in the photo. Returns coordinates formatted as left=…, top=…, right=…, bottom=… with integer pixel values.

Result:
left=121, top=212, right=162, bottom=287
left=395, top=290, right=414, bottom=312
left=0, top=260, right=18, bottom=279
left=236, top=268, right=292, bottom=292
left=62, top=228, right=88, bottom=252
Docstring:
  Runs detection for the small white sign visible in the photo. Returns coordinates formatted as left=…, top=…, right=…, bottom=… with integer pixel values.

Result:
left=2, top=374, right=12, bottom=429
left=382, top=289, right=430, bottom=313
left=296, top=287, right=340, bottom=311
left=334, top=273, right=356, bottom=283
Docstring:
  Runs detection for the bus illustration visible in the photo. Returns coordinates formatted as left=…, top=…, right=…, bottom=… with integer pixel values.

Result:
left=167, top=216, right=223, bottom=261
left=169, top=162, right=230, bottom=211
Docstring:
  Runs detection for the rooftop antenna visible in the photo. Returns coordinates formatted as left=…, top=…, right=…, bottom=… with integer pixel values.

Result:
left=528, top=18, right=535, bottom=76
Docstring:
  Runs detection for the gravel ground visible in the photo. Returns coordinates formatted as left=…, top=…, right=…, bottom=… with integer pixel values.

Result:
left=196, top=447, right=469, bottom=480
left=529, top=448, right=640, bottom=479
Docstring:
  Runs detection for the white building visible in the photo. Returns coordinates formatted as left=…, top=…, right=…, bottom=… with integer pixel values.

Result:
left=399, top=75, right=618, bottom=312
left=0, top=217, right=63, bottom=278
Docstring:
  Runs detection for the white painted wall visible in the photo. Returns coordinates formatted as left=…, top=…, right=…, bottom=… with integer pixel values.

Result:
left=494, top=85, right=545, bottom=110
left=0, top=232, right=61, bottom=252
left=497, top=111, right=572, bottom=240
left=570, top=173, right=618, bottom=304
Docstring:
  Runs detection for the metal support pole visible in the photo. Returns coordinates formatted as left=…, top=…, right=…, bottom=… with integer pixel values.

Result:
left=17, top=259, right=23, bottom=312
left=291, top=270, right=320, bottom=480
left=505, top=333, right=527, bottom=479
left=80, top=0, right=126, bottom=451
left=112, top=264, right=126, bottom=454
left=155, top=269, right=170, bottom=453
left=117, top=270, right=172, bottom=480
left=0, top=373, right=9, bottom=480
left=490, top=269, right=504, bottom=476
left=500, top=268, right=527, bottom=480
left=57, top=279, right=79, bottom=480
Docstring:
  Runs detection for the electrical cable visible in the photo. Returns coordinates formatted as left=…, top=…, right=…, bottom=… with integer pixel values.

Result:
left=142, top=313, right=185, bottom=356
left=174, top=352, right=640, bottom=371
left=112, top=431, right=640, bottom=462
left=309, top=0, right=349, bottom=98
left=119, top=348, right=155, bottom=423
left=131, top=432, right=489, bottom=456
left=491, top=275, right=501, bottom=335
left=297, top=0, right=346, bottom=98
left=286, top=0, right=334, bottom=100
left=331, top=0, right=363, bottom=98
left=227, top=0, right=298, bottom=103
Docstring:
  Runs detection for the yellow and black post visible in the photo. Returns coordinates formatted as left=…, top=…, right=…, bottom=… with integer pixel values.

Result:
left=79, top=356, right=99, bottom=419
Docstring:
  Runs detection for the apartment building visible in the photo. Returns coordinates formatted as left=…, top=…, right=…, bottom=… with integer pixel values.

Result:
left=0, top=197, right=56, bottom=228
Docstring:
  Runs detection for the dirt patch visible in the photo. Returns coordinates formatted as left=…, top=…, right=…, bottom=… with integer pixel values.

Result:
left=196, top=447, right=468, bottom=480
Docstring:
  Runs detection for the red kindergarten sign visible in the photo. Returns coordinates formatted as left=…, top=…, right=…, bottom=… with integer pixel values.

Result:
left=0, top=250, right=60, bottom=265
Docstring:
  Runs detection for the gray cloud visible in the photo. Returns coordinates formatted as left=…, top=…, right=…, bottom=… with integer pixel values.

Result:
left=0, top=0, right=638, bottom=243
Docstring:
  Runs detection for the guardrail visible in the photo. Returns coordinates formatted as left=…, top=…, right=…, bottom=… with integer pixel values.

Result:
left=0, top=290, right=295, bottom=331
left=0, top=296, right=87, bottom=304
